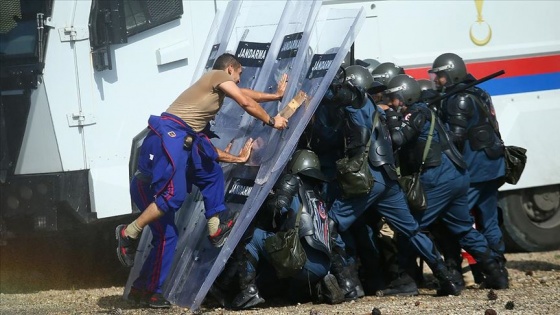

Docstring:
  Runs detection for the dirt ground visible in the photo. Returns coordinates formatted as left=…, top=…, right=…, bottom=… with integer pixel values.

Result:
left=1, top=233, right=559, bottom=315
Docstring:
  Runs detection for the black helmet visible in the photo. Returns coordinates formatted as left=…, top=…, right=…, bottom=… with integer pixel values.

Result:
left=385, top=74, right=421, bottom=106
left=428, top=53, right=467, bottom=86
left=287, top=149, right=327, bottom=182
left=371, top=62, right=405, bottom=86
left=356, top=58, right=381, bottom=74
left=417, top=79, right=435, bottom=91
left=344, top=65, right=374, bottom=90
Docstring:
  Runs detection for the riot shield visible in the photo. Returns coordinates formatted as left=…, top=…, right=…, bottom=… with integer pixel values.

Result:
left=190, top=0, right=242, bottom=84
left=164, top=0, right=321, bottom=310
left=177, top=5, right=364, bottom=312
left=124, top=0, right=365, bottom=312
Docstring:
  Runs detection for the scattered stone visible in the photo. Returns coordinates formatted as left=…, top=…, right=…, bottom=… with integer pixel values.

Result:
left=108, top=308, right=122, bottom=315
left=485, top=309, right=497, bottom=315
left=505, top=301, right=515, bottom=310
left=371, top=307, right=382, bottom=315
left=487, top=289, right=498, bottom=300
left=415, top=301, right=420, bottom=306
left=525, top=270, right=534, bottom=276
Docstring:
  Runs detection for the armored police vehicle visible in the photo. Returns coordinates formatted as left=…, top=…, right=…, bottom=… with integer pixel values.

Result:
left=1, top=0, right=558, bottom=255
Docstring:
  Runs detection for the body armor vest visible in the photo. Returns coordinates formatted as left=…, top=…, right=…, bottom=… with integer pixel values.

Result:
left=297, top=179, right=331, bottom=256
left=399, top=106, right=466, bottom=175
left=464, top=88, right=504, bottom=159
left=368, top=113, right=398, bottom=180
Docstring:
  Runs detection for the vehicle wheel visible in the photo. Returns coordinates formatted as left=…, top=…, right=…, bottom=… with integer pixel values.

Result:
left=499, top=185, right=560, bottom=252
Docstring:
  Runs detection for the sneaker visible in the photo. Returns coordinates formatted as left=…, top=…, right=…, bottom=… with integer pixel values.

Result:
left=147, top=293, right=172, bottom=309
left=127, top=287, right=149, bottom=306
left=208, top=210, right=239, bottom=248
left=115, top=224, right=138, bottom=267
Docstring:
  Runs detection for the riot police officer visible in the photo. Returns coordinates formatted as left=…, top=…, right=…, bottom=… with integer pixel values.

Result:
left=326, top=66, right=462, bottom=297
left=428, top=53, right=507, bottom=279
left=385, top=74, right=508, bottom=290
left=227, top=149, right=355, bottom=309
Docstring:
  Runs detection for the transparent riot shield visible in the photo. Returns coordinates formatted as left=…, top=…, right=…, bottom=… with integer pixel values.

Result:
left=172, top=5, right=364, bottom=313
left=123, top=0, right=245, bottom=302
left=164, top=0, right=322, bottom=310
left=124, top=0, right=365, bottom=312
left=190, top=0, right=242, bottom=84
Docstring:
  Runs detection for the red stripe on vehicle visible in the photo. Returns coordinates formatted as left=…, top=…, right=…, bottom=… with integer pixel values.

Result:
left=405, top=54, right=560, bottom=80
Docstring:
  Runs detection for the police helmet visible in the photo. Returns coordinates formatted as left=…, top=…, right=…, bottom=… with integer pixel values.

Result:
left=385, top=74, right=421, bottom=106
left=371, top=62, right=406, bottom=86
left=417, top=79, right=436, bottom=91
left=428, top=53, right=467, bottom=86
left=287, top=149, right=328, bottom=182
left=356, top=58, right=381, bottom=74
left=344, top=65, right=374, bottom=90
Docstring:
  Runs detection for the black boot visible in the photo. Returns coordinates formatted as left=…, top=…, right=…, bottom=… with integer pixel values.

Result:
left=330, top=251, right=360, bottom=300
left=315, top=274, right=345, bottom=304
left=329, top=219, right=362, bottom=300
left=231, top=251, right=265, bottom=310
left=470, top=249, right=509, bottom=290
left=480, top=258, right=509, bottom=289
left=377, top=272, right=419, bottom=297
left=210, top=257, right=239, bottom=307
left=431, top=264, right=461, bottom=296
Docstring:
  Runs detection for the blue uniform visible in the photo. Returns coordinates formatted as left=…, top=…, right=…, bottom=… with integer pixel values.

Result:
left=245, top=194, right=330, bottom=301
left=393, top=103, right=495, bottom=261
left=130, top=112, right=228, bottom=294
left=444, top=83, right=506, bottom=255
left=328, top=100, right=445, bottom=269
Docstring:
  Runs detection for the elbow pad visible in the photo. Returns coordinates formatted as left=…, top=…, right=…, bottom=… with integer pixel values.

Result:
left=268, top=174, right=300, bottom=211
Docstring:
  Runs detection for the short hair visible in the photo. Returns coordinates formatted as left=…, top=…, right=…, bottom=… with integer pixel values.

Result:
left=212, top=53, right=242, bottom=70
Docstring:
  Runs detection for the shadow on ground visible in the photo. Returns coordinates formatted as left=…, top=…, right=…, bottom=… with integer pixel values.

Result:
left=0, top=221, right=129, bottom=294
left=507, top=260, right=560, bottom=272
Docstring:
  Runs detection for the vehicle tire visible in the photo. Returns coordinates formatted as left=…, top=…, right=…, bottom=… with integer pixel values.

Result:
left=499, top=185, right=560, bottom=252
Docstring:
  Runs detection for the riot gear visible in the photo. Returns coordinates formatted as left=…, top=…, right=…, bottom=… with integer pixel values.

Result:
left=231, top=249, right=265, bottom=309
left=287, top=149, right=328, bottom=182
left=297, top=180, right=331, bottom=256
left=444, top=93, right=475, bottom=149
left=344, top=65, right=374, bottom=90
left=371, top=62, right=405, bottom=86
left=325, top=66, right=369, bottom=109
left=389, top=106, right=466, bottom=173
left=385, top=74, right=421, bottom=106
left=267, top=174, right=299, bottom=212
left=463, top=88, right=504, bottom=158
left=368, top=109, right=398, bottom=180
left=360, top=58, right=381, bottom=74
left=328, top=218, right=363, bottom=300
left=417, top=79, right=435, bottom=91
left=429, top=53, right=468, bottom=87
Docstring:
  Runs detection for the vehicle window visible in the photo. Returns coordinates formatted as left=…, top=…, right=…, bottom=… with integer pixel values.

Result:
left=124, top=0, right=183, bottom=37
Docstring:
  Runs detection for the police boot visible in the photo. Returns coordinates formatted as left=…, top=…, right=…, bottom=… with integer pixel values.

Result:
left=330, top=249, right=360, bottom=300
left=315, top=274, right=345, bottom=304
left=209, top=257, right=239, bottom=307
left=348, top=260, right=365, bottom=298
left=231, top=251, right=265, bottom=310
left=430, top=262, right=461, bottom=296
left=328, top=219, right=362, bottom=300
left=479, top=258, right=509, bottom=290
left=377, top=272, right=419, bottom=297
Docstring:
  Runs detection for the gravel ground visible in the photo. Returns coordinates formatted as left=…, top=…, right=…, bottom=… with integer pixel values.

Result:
left=1, top=250, right=559, bottom=315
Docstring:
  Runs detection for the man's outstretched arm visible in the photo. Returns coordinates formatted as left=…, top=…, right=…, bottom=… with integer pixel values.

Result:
left=215, top=138, right=254, bottom=163
left=240, top=73, right=288, bottom=102
left=218, top=80, right=288, bottom=130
